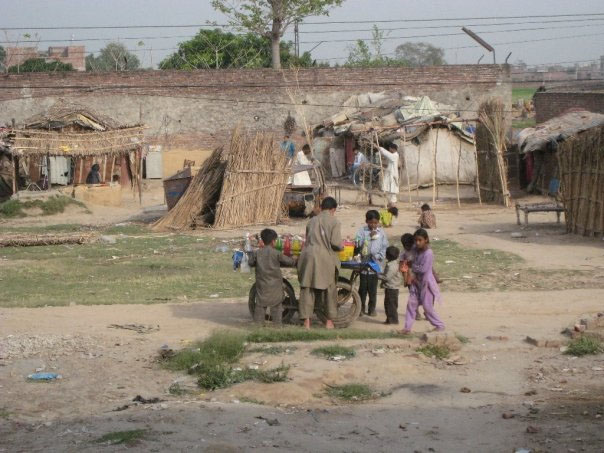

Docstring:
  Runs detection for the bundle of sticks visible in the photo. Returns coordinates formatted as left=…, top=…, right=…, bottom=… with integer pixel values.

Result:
left=213, top=128, right=290, bottom=229
left=0, top=232, right=97, bottom=247
left=152, top=147, right=227, bottom=231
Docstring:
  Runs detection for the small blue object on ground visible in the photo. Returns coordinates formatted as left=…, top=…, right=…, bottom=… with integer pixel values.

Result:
left=28, top=372, right=62, bottom=381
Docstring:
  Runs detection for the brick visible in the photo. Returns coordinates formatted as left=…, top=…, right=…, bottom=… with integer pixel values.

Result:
left=535, top=92, right=604, bottom=123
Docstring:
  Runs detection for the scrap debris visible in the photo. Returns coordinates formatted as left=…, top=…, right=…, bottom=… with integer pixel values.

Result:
left=107, top=324, right=160, bottom=334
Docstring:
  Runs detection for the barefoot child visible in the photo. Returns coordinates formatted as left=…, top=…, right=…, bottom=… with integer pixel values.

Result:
left=355, top=210, right=389, bottom=316
left=418, top=203, right=436, bottom=229
left=401, top=229, right=445, bottom=333
left=380, top=246, right=402, bottom=325
left=248, top=228, right=296, bottom=325
left=399, top=233, right=424, bottom=321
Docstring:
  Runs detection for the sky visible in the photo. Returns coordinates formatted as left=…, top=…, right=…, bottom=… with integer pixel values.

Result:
left=1, top=0, right=603, bottom=68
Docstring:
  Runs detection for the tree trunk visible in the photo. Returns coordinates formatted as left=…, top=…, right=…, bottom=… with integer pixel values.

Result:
left=271, top=35, right=281, bottom=70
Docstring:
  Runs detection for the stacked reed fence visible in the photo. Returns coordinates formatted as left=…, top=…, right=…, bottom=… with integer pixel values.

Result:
left=476, top=99, right=511, bottom=207
left=558, top=124, right=604, bottom=238
left=152, top=147, right=227, bottom=231
left=213, top=128, right=290, bottom=229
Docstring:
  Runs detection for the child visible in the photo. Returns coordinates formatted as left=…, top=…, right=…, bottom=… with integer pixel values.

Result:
left=380, top=245, right=402, bottom=325
left=401, top=229, right=445, bottom=334
left=418, top=203, right=436, bottom=229
left=248, top=228, right=296, bottom=325
left=379, top=205, right=399, bottom=228
left=399, top=233, right=424, bottom=321
left=355, top=210, right=389, bottom=317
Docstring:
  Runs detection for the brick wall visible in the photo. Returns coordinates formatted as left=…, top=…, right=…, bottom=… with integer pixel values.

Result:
left=0, top=65, right=510, bottom=151
left=534, top=91, right=604, bottom=123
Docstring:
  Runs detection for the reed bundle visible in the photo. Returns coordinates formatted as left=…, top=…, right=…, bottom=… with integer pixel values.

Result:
left=558, top=125, right=604, bottom=238
left=0, top=232, right=97, bottom=247
left=213, top=128, right=290, bottom=229
left=152, top=147, right=227, bottom=231
left=476, top=99, right=511, bottom=207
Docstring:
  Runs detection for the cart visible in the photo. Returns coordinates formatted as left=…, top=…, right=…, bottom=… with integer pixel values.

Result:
left=248, top=261, right=380, bottom=328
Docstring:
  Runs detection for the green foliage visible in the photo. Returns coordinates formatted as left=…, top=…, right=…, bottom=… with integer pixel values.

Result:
left=346, top=26, right=408, bottom=68
left=0, top=45, right=5, bottom=70
left=311, top=345, right=356, bottom=359
left=394, top=42, right=446, bottom=67
left=247, top=327, right=397, bottom=343
left=86, top=42, right=140, bottom=71
left=94, top=429, right=147, bottom=446
left=565, top=336, right=603, bottom=356
left=512, top=118, right=536, bottom=129
left=160, top=28, right=313, bottom=70
left=512, top=87, right=537, bottom=103
left=0, top=196, right=86, bottom=218
left=8, top=58, right=74, bottom=73
left=211, top=0, right=343, bottom=69
left=416, top=344, right=450, bottom=360
left=326, top=383, right=375, bottom=401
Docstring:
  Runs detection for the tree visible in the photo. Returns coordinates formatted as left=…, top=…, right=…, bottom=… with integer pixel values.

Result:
left=160, top=28, right=313, bottom=69
left=211, top=0, right=343, bottom=70
left=346, top=26, right=408, bottom=68
left=394, top=42, right=446, bottom=67
left=0, top=46, right=5, bottom=71
left=8, top=58, right=74, bottom=73
left=86, top=42, right=140, bottom=71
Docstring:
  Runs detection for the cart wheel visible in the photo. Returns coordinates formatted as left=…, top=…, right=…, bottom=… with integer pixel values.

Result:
left=316, top=280, right=362, bottom=328
left=248, top=279, right=298, bottom=324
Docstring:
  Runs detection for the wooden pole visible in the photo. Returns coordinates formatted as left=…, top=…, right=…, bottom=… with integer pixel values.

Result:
left=374, top=131, right=387, bottom=207
left=46, top=152, right=51, bottom=191
left=416, top=145, right=421, bottom=202
left=473, top=140, right=482, bottom=205
left=138, top=147, right=143, bottom=205
left=11, top=155, right=17, bottom=196
left=432, top=129, right=439, bottom=204
left=456, top=137, right=462, bottom=208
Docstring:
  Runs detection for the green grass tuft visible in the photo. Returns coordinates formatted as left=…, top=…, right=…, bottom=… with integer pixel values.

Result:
left=247, top=345, right=297, bottom=355
left=311, top=345, right=356, bottom=359
left=416, top=344, right=450, bottom=360
left=0, top=199, right=26, bottom=218
left=162, top=331, right=289, bottom=390
left=326, top=383, right=375, bottom=401
left=565, top=336, right=603, bottom=357
left=0, top=195, right=88, bottom=218
left=455, top=334, right=470, bottom=344
left=238, top=396, right=265, bottom=405
left=94, top=429, right=147, bottom=446
left=162, top=331, right=247, bottom=372
left=247, top=327, right=398, bottom=343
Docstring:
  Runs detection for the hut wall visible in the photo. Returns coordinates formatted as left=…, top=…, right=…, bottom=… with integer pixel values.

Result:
left=399, top=129, right=476, bottom=187
left=558, top=125, right=604, bottom=238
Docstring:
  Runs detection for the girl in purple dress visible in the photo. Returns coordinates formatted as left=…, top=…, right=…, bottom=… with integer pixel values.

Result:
left=400, top=229, right=445, bottom=333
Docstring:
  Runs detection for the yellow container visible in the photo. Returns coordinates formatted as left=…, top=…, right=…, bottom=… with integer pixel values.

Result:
left=338, top=242, right=355, bottom=262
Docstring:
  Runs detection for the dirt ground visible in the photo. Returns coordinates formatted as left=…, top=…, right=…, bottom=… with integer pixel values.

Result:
left=1, top=183, right=604, bottom=452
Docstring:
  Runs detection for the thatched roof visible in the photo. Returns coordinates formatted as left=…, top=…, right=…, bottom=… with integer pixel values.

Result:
left=518, top=110, right=604, bottom=154
left=9, top=127, right=145, bottom=157
left=21, top=101, right=127, bottom=131
left=314, top=94, right=475, bottom=146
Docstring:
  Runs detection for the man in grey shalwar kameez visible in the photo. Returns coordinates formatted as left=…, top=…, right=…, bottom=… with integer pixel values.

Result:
left=297, top=197, right=342, bottom=329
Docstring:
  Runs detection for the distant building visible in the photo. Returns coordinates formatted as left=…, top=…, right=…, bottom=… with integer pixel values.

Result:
left=4, top=46, right=86, bottom=71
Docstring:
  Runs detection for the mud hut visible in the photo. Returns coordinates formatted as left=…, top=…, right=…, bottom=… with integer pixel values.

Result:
left=2, top=101, right=145, bottom=203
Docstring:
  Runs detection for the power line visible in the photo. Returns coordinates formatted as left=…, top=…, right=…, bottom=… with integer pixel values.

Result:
left=2, top=12, right=604, bottom=31
left=4, top=20, right=604, bottom=46
left=302, top=12, right=604, bottom=25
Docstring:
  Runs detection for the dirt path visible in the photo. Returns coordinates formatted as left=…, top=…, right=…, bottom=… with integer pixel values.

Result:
left=1, top=288, right=603, bottom=452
